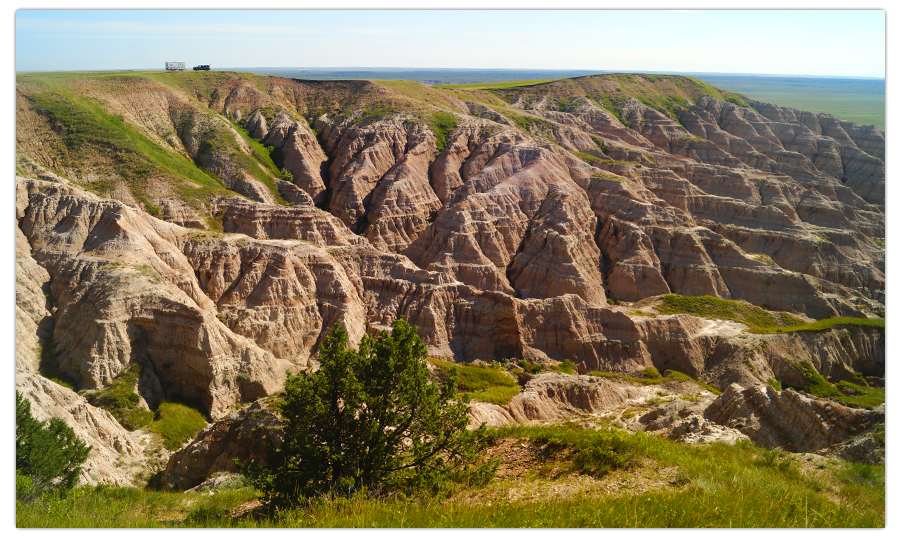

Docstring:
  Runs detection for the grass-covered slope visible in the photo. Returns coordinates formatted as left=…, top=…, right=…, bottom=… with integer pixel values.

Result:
left=17, top=424, right=884, bottom=528
left=654, top=294, right=884, bottom=334
left=441, top=73, right=749, bottom=122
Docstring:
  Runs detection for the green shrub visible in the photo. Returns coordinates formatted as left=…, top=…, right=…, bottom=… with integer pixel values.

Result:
left=552, top=359, right=576, bottom=375
left=240, top=320, right=493, bottom=503
left=642, top=367, right=662, bottom=379
left=16, top=391, right=91, bottom=499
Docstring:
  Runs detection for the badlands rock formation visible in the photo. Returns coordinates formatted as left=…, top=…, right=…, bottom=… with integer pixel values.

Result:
left=15, top=72, right=884, bottom=484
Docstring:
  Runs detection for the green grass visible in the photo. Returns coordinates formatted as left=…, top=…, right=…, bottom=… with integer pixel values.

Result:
left=505, top=112, right=555, bottom=138
left=551, top=359, right=576, bottom=375
left=792, top=362, right=884, bottom=409
left=230, top=123, right=291, bottom=206
left=17, top=424, right=884, bottom=527
left=570, top=151, right=601, bottom=165
left=655, top=294, right=805, bottom=333
left=429, top=359, right=521, bottom=405
left=756, top=317, right=885, bottom=334
left=696, top=76, right=885, bottom=129
left=425, top=112, right=459, bottom=153
left=148, top=402, right=208, bottom=450
left=437, top=78, right=564, bottom=91
left=84, top=364, right=153, bottom=431
left=21, top=80, right=231, bottom=206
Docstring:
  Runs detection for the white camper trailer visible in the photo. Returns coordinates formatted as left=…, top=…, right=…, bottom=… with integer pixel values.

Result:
left=165, top=62, right=186, bottom=71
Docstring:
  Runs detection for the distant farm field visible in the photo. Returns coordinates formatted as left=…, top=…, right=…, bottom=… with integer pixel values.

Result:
left=696, top=76, right=884, bottom=129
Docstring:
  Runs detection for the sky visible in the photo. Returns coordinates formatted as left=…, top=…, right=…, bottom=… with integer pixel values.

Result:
left=14, top=8, right=886, bottom=78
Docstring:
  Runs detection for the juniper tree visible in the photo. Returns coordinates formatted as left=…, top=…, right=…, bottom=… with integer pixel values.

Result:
left=241, top=319, right=492, bottom=502
left=16, top=391, right=91, bottom=499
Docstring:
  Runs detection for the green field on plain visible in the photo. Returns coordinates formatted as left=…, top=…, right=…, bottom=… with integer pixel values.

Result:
left=697, top=75, right=884, bottom=129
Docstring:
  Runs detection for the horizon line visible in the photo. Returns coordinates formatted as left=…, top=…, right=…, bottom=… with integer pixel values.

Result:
left=15, top=67, right=886, bottom=80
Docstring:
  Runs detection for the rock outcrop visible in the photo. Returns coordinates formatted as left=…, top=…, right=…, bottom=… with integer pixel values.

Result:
left=159, top=400, right=281, bottom=491
left=705, top=383, right=882, bottom=454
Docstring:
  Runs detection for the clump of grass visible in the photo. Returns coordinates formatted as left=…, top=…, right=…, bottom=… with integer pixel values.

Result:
left=148, top=402, right=208, bottom=450
left=505, top=112, right=555, bottom=137
left=85, top=364, right=153, bottom=430
left=551, top=359, right=576, bottom=375
left=426, top=112, right=459, bottom=153
left=767, top=378, right=783, bottom=391
left=664, top=370, right=721, bottom=395
left=570, top=151, right=600, bottom=165
left=750, top=253, right=776, bottom=265
left=517, top=359, right=543, bottom=375
left=642, top=367, right=662, bottom=379
left=429, top=359, right=521, bottom=405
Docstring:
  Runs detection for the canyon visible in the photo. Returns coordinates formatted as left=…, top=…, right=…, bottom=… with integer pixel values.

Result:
left=14, top=71, right=884, bottom=487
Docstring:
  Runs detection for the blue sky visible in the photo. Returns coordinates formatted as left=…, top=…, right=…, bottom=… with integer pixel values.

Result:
left=15, top=9, right=886, bottom=78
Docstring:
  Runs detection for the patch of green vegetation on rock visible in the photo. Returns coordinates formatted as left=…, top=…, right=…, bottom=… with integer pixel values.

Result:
left=655, top=294, right=805, bottom=333
left=430, top=359, right=521, bottom=405
left=20, top=79, right=231, bottom=211
left=505, top=111, right=555, bottom=138
left=791, top=361, right=884, bottom=409
left=426, top=112, right=459, bottom=153
left=84, top=364, right=153, bottom=431
left=588, top=368, right=720, bottom=395
left=757, top=317, right=885, bottom=334
left=148, top=402, right=208, bottom=450
left=569, top=150, right=600, bottom=165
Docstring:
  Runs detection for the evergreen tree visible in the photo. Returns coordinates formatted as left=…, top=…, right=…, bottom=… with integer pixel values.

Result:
left=16, top=391, right=91, bottom=498
left=241, top=319, right=492, bottom=502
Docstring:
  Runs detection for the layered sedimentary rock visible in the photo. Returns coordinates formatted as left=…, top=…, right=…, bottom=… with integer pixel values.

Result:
left=159, top=399, right=282, bottom=491
left=705, top=383, right=883, bottom=454
left=17, top=178, right=292, bottom=419
left=15, top=72, right=886, bottom=482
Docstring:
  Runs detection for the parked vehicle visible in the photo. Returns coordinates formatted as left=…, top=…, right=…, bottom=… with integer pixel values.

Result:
left=193, top=65, right=211, bottom=71
left=165, top=62, right=186, bottom=71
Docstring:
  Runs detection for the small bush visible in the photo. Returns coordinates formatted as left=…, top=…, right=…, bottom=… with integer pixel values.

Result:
left=552, top=359, right=576, bottom=375
left=16, top=391, right=91, bottom=499
left=642, top=367, right=662, bottom=379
